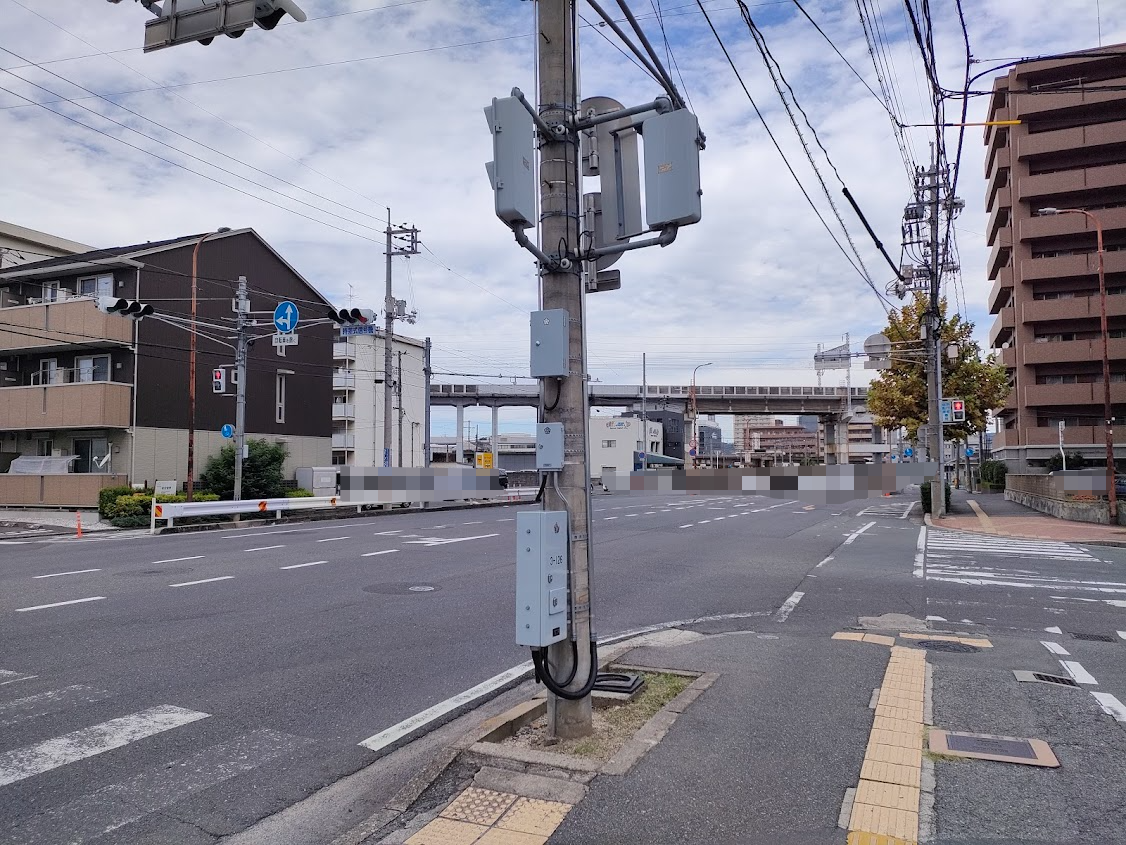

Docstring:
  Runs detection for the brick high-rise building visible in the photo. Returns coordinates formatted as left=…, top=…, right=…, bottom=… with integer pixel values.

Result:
left=987, top=45, right=1126, bottom=471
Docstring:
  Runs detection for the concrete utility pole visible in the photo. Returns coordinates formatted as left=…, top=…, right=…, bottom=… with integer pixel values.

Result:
left=383, top=213, right=420, bottom=469
left=925, top=147, right=945, bottom=517
left=538, top=0, right=594, bottom=739
left=233, top=275, right=249, bottom=503
left=424, top=337, right=432, bottom=467
left=641, top=352, right=647, bottom=470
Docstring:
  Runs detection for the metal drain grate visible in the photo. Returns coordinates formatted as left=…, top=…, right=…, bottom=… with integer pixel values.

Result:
left=1070, top=632, right=1118, bottom=643
left=914, top=640, right=980, bottom=653
left=1014, top=670, right=1081, bottom=688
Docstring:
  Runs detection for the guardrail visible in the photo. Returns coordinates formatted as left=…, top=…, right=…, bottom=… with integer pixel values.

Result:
left=149, top=488, right=538, bottom=532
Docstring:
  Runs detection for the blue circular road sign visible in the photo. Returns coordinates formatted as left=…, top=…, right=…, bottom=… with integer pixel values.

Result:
left=689, top=448, right=697, bottom=456
left=221, top=424, right=235, bottom=439
left=903, top=447, right=914, bottom=458
left=965, top=447, right=975, bottom=457
left=273, top=301, right=299, bottom=334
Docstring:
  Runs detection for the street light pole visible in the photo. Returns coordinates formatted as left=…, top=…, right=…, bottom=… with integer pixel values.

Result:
left=689, top=362, right=712, bottom=468
left=1038, top=207, right=1118, bottom=520
left=186, top=226, right=229, bottom=501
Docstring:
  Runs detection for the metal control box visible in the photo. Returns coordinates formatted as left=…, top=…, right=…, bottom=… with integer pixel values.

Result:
left=530, top=309, right=570, bottom=377
left=484, top=96, right=537, bottom=230
left=536, top=423, right=565, bottom=471
left=642, top=109, right=703, bottom=229
left=515, top=511, right=569, bottom=647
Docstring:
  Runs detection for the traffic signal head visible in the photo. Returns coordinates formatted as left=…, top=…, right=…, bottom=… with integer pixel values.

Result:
left=140, top=0, right=306, bottom=53
left=951, top=399, right=966, bottom=422
left=213, top=368, right=227, bottom=393
left=327, top=307, right=375, bottom=325
left=95, top=296, right=154, bottom=321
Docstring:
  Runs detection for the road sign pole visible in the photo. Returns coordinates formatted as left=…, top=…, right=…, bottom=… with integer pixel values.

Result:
left=234, top=276, right=249, bottom=506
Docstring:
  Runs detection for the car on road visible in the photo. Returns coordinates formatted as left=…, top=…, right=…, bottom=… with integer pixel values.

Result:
left=498, top=469, right=509, bottom=489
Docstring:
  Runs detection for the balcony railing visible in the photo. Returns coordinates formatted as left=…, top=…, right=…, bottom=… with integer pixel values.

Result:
left=0, top=296, right=133, bottom=354
left=332, top=403, right=355, bottom=420
left=331, top=433, right=356, bottom=449
left=0, top=382, right=132, bottom=430
left=333, top=342, right=357, bottom=360
left=332, top=370, right=355, bottom=390
left=989, top=307, right=1015, bottom=348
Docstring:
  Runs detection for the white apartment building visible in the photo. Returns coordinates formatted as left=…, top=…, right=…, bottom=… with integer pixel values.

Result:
left=590, top=416, right=663, bottom=479
left=0, top=220, right=91, bottom=269
left=332, top=326, right=427, bottom=467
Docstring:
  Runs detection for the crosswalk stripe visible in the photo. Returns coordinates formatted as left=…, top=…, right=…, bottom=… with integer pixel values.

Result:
left=3, top=728, right=312, bottom=845
left=0, top=705, right=209, bottom=787
left=0, top=686, right=112, bottom=728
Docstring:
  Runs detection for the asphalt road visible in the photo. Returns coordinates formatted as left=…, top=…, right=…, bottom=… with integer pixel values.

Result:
left=3, top=491, right=1124, bottom=844
left=0, top=490, right=865, bottom=844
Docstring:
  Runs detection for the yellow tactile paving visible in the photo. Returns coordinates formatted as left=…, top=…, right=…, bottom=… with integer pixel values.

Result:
left=863, top=634, right=897, bottom=646
left=860, top=759, right=922, bottom=789
left=846, top=831, right=919, bottom=845
left=871, top=715, right=920, bottom=735
left=874, top=704, right=924, bottom=724
left=496, top=798, right=571, bottom=838
left=849, top=801, right=919, bottom=841
left=855, top=779, right=921, bottom=812
left=877, top=691, right=924, bottom=710
left=441, top=788, right=518, bottom=826
left=960, top=638, right=993, bottom=648
left=863, top=743, right=923, bottom=769
left=475, top=829, right=548, bottom=845
left=833, top=631, right=867, bottom=641
left=405, top=817, right=489, bottom=845
left=870, top=728, right=923, bottom=751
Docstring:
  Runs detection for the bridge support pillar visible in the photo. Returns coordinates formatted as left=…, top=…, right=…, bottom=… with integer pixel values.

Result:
left=491, top=404, right=499, bottom=469
left=456, top=405, right=465, bottom=464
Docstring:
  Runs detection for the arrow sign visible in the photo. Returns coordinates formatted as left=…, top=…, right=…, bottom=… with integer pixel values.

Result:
left=273, top=301, right=299, bottom=334
left=221, top=424, right=234, bottom=438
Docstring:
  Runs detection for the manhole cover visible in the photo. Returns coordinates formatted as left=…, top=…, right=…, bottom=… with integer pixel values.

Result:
left=945, top=733, right=1036, bottom=759
left=1013, top=670, right=1081, bottom=688
left=913, top=640, right=980, bottom=653
left=1070, top=632, right=1117, bottom=643
left=362, top=583, right=441, bottom=595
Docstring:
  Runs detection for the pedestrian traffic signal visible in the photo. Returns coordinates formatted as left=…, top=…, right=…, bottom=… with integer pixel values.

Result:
left=95, top=296, right=154, bottom=320
left=327, top=307, right=375, bottom=325
left=951, top=399, right=966, bottom=423
left=213, top=368, right=226, bottom=394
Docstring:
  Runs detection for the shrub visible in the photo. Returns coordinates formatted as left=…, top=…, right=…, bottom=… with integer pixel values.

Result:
left=104, top=491, right=219, bottom=522
left=920, top=481, right=952, bottom=514
left=286, top=488, right=313, bottom=498
left=1046, top=451, right=1087, bottom=472
left=99, top=485, right=138, bottom=518
left=979, top=460, right=1007, bottom=486
left=200, top=439, right=288, bottom=501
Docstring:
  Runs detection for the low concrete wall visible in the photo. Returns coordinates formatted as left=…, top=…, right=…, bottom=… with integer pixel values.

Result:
left=1005, top=472, right=1115, bottom=524
left=0, top=473, right=128, bottom=507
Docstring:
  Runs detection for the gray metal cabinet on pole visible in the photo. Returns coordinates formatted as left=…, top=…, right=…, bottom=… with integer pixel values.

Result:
left=538, top=0, right=594, bottom=739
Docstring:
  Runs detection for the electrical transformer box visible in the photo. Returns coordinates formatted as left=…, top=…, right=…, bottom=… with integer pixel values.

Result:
left=515, top=510, right=569, bottom=647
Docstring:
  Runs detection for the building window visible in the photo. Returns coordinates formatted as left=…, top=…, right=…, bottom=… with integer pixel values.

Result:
left=601, top=439, right=616, bottom=448
left=276, top=372, right=288, bottom=423
left=78, top=275, right=113, bottom=298
left=332, top=453, right=346, bottom=466
left=41, top=281, right=59, bottom=302
left=36, top=438, right=53, bottom=457
left=75, top=355, right=110, bottom=383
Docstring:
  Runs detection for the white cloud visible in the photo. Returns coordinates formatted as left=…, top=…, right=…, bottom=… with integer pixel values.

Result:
left=1, top=0, right=1122, bottom=440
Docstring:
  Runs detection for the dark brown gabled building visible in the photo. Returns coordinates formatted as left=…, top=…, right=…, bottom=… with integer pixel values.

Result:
left=986, top=44, right=1126, bottom=471
left=0, top=229, right=333, bottom=505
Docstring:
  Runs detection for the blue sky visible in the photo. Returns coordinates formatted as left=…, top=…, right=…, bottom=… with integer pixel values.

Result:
left=1, top=0, right=1121, bottom=439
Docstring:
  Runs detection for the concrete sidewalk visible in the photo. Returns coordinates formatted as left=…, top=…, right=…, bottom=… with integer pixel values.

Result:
left=931, top=487, right=1126, bottom=546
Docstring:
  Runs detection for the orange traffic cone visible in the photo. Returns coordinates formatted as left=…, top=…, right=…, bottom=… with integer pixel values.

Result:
left=75, top=511, right=82, bottom=538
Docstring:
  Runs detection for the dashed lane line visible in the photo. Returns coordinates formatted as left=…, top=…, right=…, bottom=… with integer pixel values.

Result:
left=280, top=561, right=328, bottom=570
left=169, top=576, right=234, bottom=588
left=244, top=545, right=284, bottom=552
left=14, top=597, right=106, bottom=612
left=151, top=556, right=204, bottom=565
left=33, top=569, right=101, bottom=579
left=362, top=550, right=400, bottom=557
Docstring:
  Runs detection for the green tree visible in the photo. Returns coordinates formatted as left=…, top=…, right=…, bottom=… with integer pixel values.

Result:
left=199, top=439, right=288, bottom=500
left=867, top=295, right=1009, bottom=442
left=1045, top=451, right=1087, bottom=472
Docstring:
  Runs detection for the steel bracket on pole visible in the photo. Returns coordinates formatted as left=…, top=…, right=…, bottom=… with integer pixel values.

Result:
left=512, top=226, right=580, bottom=274
left=573, top=96, right=673, bottom=131
left=588, top=225, right=678, bottom=259
left=510, top=87, right=557, bottom=137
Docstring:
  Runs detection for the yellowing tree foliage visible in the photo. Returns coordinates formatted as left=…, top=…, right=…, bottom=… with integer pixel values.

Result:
left=867, top=295, right=1009, bottom=441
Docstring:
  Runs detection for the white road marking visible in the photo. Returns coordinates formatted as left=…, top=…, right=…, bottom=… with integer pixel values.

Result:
left=169, top=576, right=234, bottom=588
left=604, top=516, right=618, bottom=520
left=245, top=545, right=284, bottom=552
left=1050, top=596, right=1126, bottom=607
left=844, top=521, right=877, bottom=545
left=0, top=675, right=37, bottom=686
left=1060, top=660, right=1098, bottom=685
left=151, top=556, right=205, bottom=565
left=280, top=561, right=328, bottom=570
left=403, top=533, right=499, bottom=547
left=1041, top=641, right=1070, bottom=656
left=362, top=550, right=400, bottom=557
left=33, top=569, right=101, bottom=579
left=698, top=520, right=711, bottom=524
left=679, top=524, right=693, bottom=529
left=359, top=661, right=534, bottom=753
left=925, top=615, right=947, bottom=622
left=373, top=530, right=403, bottom=535
left=645, top=511, right=657, bottom=515
left=714, top=516, right=726, bottom=521
left=914, top=525, right=927, bottom=578
left=0, top=685, right=112, bottom=727
left=462, top=521, right=483, bottom=525
left=1091, top=692, right=1126, bottom=722
left=815, top=556, right=834, bottom=568
left=15, top=597, right=105, bottom=612
left=1045, top=626, right=1064, bottom=634
left=0, top=705, right=209, bottom=787
left=497, top=518, right=515, bottom=522
left=774, top=591, right=805, bottom=622
left=316, top=537, right=350, bottom=543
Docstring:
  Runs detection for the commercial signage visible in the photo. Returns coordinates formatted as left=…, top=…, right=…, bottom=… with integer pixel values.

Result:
left=341, top=324, right=376, bottom=336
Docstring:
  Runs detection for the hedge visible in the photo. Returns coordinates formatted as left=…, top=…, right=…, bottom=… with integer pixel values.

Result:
left=103, top=491, right=219, bottom=524
left=920, top=482, right=952, bottom=515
